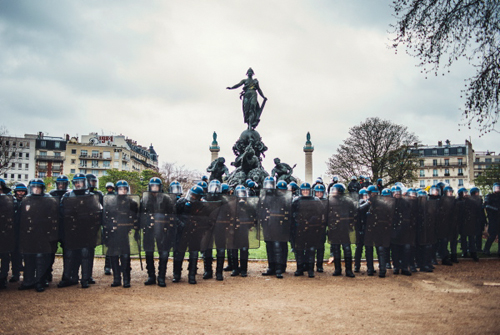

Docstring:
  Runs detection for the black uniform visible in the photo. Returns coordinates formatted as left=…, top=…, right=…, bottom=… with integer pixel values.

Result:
left=484, top=192, right=500, bottom=255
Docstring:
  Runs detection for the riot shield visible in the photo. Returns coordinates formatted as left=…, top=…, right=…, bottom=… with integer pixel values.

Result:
left=102, top=194, right=140, bottom=256
left=212, top=194, right=236, bottom=250
left=229, top=196, right=260, bottom=249
left=61, top=194, right=102, bottom=250
left=19, top=196, right=59, bottom=254
left=293, top=198, right=327, bottom=250
left=463, top=196, right=482, bottom=236
left=177, top=201, right=221, bottom=252
left=438, top=196, right=455, bottom=239
left=364, top=196, right=394, bottom=248
left=140, top=192, right=177, bottom=252
left=258, top=189, right=292, bottom=242
left=391, top=197, right=416, bottom=246
left=0, top=196, right=15, bottom=253
left=327, top=195, right=357, bottom=245
left=417, top=197, right=438, bottom=245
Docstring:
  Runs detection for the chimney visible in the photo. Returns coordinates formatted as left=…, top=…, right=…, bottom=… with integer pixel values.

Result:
left=438, top=141, right=442, bottom=146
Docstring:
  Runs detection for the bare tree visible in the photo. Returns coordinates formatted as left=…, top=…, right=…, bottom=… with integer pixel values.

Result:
left=0, top=126, right=19, bottom=175
left=326, top=117, right=419, bottom=186
left=391, top=0, right=500, bottom=134
left=160, top=162, right=200, bottom=194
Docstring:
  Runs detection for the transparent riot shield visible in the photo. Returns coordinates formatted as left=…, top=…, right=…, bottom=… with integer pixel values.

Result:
left=417, top=197, right=438, bottom=245
left=19, top=196, right=59, bottom=254
left=61, top=194, right=102, bottom=250
left=438, top=196, right=455, bottom=239
left=364, top=196, right=394, bottom=248
left=211, top=194, right=236, bottom=250
left=140, top=192, right=177, bottom=253
left=177, top=201, right=221, bottom=252
left=463, top=196, right=482, bottom=236
left=327, top=195, right=357, bottom=245
left=0, top=196, right=15, bottom=253
left=391, top=197, right=416, bottom=246
left=102, top=194, right=140, bottom=256
left=230, top=196, right=260, bottom=249
left=293, top=198, right=327, bottom=250
left=258, top=189, right=292, bottom=242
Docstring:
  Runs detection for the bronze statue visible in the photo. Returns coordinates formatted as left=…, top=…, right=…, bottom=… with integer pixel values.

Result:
left=206, top=157, right=229, bottom=182
left=271, top=158, right=297, bottom=184
left=227, top=68, right=267, bottom=130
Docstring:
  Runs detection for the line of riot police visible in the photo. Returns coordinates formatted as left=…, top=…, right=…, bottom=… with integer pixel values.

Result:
left=1, top=174, right=499, bottom=292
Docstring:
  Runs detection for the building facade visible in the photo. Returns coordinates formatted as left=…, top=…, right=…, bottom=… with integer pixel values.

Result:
left=473, top=151, right=500, bottom=179
left=30, top=132, right=67, bottom=179
left=63, top=133, right=158, bottom=177
left=410, top=140, right=474, bottom=190
left=1, top=135, right=36, bottom=184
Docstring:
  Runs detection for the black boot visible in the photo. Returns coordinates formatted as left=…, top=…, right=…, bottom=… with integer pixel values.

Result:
left=366, top=246, right=375, bottom=276
left=316, top=248, right=324, bottom=272
left=230, top=249, right=240, bottom=276
left=230, top=251, right=240, bottom=277
left=345, top=256, right=355, bottom=278
left=104, top=255, right=112, bottom=275
left=239, top=248, right=249, bottom=277
left=216, top=255, right=225, bottom=281
left=307, top=263, right=315, bottom=278
left=262, top=263, right=276, bottom=276
left=202, top=252, right=213, bottom=280
left=188, top=258, right=197, bottom=284
left=172, top=260, right=182, bottom=283
left=144, top=253, right=156, bottom=285
left=378, top=246, right=387, bottom=278
left=471, top=252, right=479, bottom=262
left=451, top=253, right=459, bottom=263
left=0, top=277, right=6, bottom=289
left=332, top=257, right=342, bottom=276
left=223, top=249, right=234, bottom=272
left=121, top=255, right=131, bottom=288
left=275, top=263, right=283, bottom=279
left=58, top=250, right=78, bottom=288
left=157, top=254, right=168, bottom=287
left=81, top=248, right=91, bottom=288
left=294, top=251, right=304, bottom=276
left=441, top=255, right=453, bottom=266
left=35, top=254, right=47, bottom=292
left=262, top=242, right=275, bottom=276
left=110, top=256, right=121, bottom=287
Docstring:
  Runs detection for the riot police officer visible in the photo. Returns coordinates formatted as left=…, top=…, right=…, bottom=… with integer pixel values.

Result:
left=484, top=183, right=500, bottom=256
left=7, top=183, right=27, bottom=284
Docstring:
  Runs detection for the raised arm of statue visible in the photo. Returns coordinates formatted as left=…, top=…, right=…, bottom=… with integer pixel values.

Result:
left=226, top=79, right=245, bottom=90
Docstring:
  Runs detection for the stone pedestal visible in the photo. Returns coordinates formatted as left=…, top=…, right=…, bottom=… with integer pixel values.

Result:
left=303, top=132, right=314, bottom=184
left=209, top=132, right=220, bottom=163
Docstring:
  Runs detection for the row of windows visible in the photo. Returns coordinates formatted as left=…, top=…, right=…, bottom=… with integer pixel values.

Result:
left=420, top=168, right=464, bottom=177
left=10, top=163, right=29, bottom=170
left=475, top=157, right=500, bottom=163
left=70, top=169, right=105, bottom=176
left=419, top=158, right=463, bottom=167
left=2, top=141, right=30, bottom=148
left=39, top=141, right=61, bottom=148
left=38, top=151, right=62, bottom=157
left=419, top=179, right=464, bottom=187
left=3, top=173, right=30, bottom=181
left=417, top=148, right=464, bottom=156
left=4, top=152, right=30, bottom=159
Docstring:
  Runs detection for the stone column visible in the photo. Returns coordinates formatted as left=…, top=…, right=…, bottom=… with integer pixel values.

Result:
left=209, top=131, right=220, bottom=163
left=303, top=132, right=314, bottom=184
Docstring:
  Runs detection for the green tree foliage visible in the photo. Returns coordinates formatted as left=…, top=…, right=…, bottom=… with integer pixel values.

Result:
left=326, top=117, right=419, bottom=186
left=98, top=169, right=161, bottom=195
left=391, top=0, right=500, bottom=134
left=474, top=165, right=500, bottom=194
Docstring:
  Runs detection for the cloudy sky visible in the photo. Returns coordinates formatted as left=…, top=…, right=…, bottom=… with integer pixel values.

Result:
left=0, top=0, right=496, bottom=181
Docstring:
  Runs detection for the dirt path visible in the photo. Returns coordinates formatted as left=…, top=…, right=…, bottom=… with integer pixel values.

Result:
left=1, top=258, right=500, bottom=334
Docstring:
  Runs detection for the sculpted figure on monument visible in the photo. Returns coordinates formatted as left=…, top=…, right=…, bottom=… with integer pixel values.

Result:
left=206, top=157, right=229, bottom=182
left=227, top=67, right=267, bottom=130
left=271, top=158, right=297, bottom=184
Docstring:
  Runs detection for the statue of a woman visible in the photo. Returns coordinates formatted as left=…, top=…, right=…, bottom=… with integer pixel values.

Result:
left=227, top=68, right=267, bottom=130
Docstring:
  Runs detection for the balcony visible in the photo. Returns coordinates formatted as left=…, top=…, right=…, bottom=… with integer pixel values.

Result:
left=80, top=153, right=111, bottom=160
left=425, top=162, right=466, bottom=168
left=52, top=166, right=62, bottom=172
left=38, top=166, right=48, bottom=172
left=36, top=155, right=64, bottom=162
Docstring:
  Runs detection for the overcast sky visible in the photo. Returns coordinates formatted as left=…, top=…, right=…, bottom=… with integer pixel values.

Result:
left=0, top=0, right=496, bottom=181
